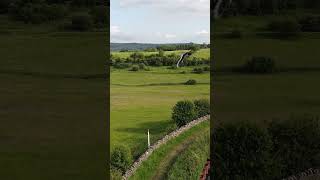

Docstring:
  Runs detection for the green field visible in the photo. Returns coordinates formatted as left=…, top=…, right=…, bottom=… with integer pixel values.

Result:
left=213, top=34, right=320, bottom=124
left=111, top=48, right=210, bottom=59
left=0, top=32, right=107, bottom=180
left=130, top=120, right=209, bottom=180
left=110, top=67, right=210, bottom=158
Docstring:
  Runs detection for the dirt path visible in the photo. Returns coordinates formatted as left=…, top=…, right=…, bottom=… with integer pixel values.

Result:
left=151, top=129, right=208, bottom=180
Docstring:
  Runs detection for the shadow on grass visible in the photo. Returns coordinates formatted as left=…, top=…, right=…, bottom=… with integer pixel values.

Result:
left=111, top=82, right=209, bottom=87
left=116, top=120, right=174, bottom=159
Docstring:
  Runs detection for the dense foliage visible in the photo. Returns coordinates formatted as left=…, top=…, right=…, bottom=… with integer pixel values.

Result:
left=110, top=145, right=133, bottom=174
left=215, top=0, right=320, bottom=17
left=194, top=99, right=210, bottom=118
left=111, top=52, right=209, bottom=68
left=185, top=79, right=197, bottom=85
left=212, top=121, right=275, bottom=179
left=8, top=0, right=68, bottom=23
left=70, top=13, right=93, bottom=31
left=240, top=56, right=276, bottom=73
left=172, top=99, right=210, bottom=127
left=212, top=114, right=320, bottom=179
left=172, top=100, right=197, bottom=127
left=268, top=115, right=320, bottom=178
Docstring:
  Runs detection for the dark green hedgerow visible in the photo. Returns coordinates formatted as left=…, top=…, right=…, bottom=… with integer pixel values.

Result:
left=212, top=114, right=320, bottom=179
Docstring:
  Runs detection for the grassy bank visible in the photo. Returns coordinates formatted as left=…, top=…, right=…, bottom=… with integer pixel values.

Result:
left=129, top=120, right=209, bottom=180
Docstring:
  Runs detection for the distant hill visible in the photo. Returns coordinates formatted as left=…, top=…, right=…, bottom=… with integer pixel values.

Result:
left=110, top=43, right=208, bottom=51
left=110, top=43, right=160, bottom=51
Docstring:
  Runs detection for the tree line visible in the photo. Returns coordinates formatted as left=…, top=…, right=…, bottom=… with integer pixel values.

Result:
left=213, top=0, right=320, bottom=18
left=0, top=0, right=108, bottom=29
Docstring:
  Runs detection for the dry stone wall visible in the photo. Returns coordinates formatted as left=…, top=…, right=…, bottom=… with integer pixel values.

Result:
left=122, top=115, right=210, bottom=180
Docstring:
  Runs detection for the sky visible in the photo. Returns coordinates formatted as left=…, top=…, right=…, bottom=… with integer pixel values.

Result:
left=111, top=0, right=210, bottom=44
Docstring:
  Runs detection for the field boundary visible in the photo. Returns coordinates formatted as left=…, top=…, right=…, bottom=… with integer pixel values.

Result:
left=122, top=115, right=210, bottom=180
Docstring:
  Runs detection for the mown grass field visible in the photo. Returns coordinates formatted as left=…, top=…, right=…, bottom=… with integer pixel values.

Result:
left=213, top=35, right=320, bottom=125
left=0, top=32, right=107, bottom=180
left=111, top=48, right=210, bottom=59
left=110, top=66, right=210, bottom=158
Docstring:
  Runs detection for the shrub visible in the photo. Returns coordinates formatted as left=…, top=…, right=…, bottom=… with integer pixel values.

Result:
left=172, top=100, right=197, bottom=127
left=110, top=145, right=133, bottom=174
left=167, top=65, right=177, bottom=69
left=138, top=63, right=146, bottom=70
left=0, top=0, right=12, bottom=14
left=194, top=99, right=210, bottom=118
left=71, top=13, right=93, bottom=31
left=90, top=5, right=107, bottom=28
left=212, top=121, right=275, bottom=179
left=299, top=15, right=320, bottom=32
left=266, top=18, right=301, bottom=38
left=193, top=67, right=204, bottom=74
left=165, top=123, right=178, bottom=133
left=203, top=66, right=210, bottom=72
left=110, top=168, right=122, bottom=180
left=180, top=71, right=186, bottom=74
left=129, top=65, right=139, bottom=71
left=113, top=63, right=131, bottom=69
left=268, top=114, right=320, bottom=178
left=242, top=56, right=276, bottom=74
left=185, top=79, right=197, bottom=85
left=8, top=1, right=67, bottom=24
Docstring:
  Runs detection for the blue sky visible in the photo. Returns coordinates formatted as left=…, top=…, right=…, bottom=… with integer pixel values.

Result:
left=111, top=0, right=210, bottom=44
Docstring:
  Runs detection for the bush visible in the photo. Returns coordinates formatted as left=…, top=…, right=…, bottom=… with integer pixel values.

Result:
left=129, top=65, right=139, bottom=71
left=90, top=5, right=107, bottom=28
left=167, top=65, right=177, bottom=69
left=0, top=0, right=12, bottom=14
left=185, top=79, right=197, bottom=85
left=113, top=63, right=131, bottom=69
left=212, top=121, right=275, bottom=179
left=138, top=63, right=146, bottom=70
left=110, top=168, right=122, bottom=180
left=242, top=56, right=276, bottom=74
left=194, top=99, right=210, bottom=118
left=8, top=1, right=67, bottom=24
left=266, top=18, right=301, bottom=38
left=110, top=145, right=133, bottom=174
left=172, top=100, right=197, bottom=127
left=203, top=66, right=210, bottom=71
left=268, top=114, right=320, bottom=178
left=193, top=67, right=204, bottom=74
left=180, top=71, right=186, bottom=74
left=299, top=15, right=320, bottom=32
left=71, top=13, right=93, bottom=31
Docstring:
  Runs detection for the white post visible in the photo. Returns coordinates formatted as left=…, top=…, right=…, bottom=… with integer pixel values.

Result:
left=147, top=129, right=150, bottom=148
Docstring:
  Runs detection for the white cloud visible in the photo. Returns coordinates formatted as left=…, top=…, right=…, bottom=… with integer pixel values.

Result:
left=118, top=0, right=209, bottom=16
left=111, top=25, right=121, bottom=34
left=196, top=29, right=209, bottom=35
left=165, top=34, right=177, bottom=39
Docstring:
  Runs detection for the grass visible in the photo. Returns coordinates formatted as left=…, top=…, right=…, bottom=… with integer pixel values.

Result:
left=111, top=48, right=210, bottom=59
left=110, top=67, right=210, bottom=158
left=166, top=125, right=210, bottom=179
left=129, top=120, right=209, bottom=180
left=0, top=31, right=108, bottom=180
left=213, top=35, right=320, bottom=125
left=213, top=37, right=320, bottom=70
